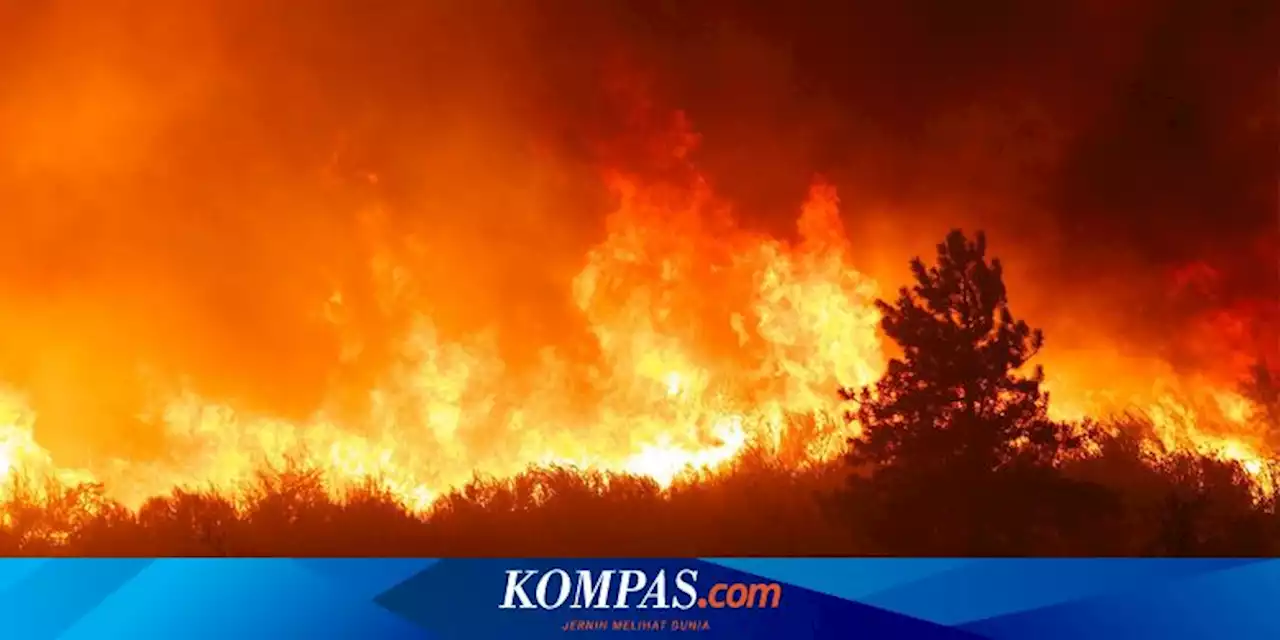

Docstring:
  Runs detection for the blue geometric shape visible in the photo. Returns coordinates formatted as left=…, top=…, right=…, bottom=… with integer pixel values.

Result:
left=0, top=558, right=50, bottom=593
left=56, top=559, right=434, bottom=640
left=960, top=559, right=1280, bottom=640
left=860, top=559, right=1257, bottom=625
left=0, top=558, right=152, bottom=640
left=294, top=558, right=441, bottom=600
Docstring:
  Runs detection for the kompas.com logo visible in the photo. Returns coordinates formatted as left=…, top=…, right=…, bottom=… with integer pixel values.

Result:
left=498, top=568, right=783, bottom=611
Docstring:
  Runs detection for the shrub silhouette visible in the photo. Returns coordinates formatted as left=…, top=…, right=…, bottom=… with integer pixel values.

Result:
left=0, top=229, right=1274, bottom=557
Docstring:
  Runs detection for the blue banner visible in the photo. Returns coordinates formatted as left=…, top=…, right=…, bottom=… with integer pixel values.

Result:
left=1, top=558, right=1277, bottom=639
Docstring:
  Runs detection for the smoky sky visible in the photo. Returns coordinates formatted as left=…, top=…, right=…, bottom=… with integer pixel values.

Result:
left=0, top=0, right=1275, bottom=466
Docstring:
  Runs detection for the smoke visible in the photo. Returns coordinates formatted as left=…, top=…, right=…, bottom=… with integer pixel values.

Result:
left=0, top=0, right=1274, bottom=467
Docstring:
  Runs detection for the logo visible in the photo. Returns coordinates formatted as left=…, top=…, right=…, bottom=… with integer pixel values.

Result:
left=498, top=568, right=782, bottom=611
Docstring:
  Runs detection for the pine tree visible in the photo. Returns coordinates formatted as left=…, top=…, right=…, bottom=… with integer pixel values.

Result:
left=844, top=229, right=1077, bottom=476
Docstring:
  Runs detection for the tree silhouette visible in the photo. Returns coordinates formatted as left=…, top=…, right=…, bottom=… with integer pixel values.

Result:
left=844, top=229, right=1077, bottom=475
left=833, top=230, right=1095, bottom=554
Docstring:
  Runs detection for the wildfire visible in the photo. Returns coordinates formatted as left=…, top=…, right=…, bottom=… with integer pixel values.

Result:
left=0, top=106, right=1271, bottom=513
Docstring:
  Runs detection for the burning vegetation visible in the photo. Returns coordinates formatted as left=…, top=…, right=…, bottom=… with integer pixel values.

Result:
left=1, top=110, right=1276, bottom=555
left=0, top=1, right=1275, bottom=555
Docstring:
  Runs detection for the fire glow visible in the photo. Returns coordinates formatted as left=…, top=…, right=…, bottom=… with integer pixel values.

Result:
left=0, top=102, right=1270, bottom=514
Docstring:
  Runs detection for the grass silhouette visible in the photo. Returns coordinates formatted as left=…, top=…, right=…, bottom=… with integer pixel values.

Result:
left=0, top=413, right=1272, bottom=557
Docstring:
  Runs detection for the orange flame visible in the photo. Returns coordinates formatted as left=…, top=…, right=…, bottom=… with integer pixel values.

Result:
left=0, top=106, right=1269, bottom=512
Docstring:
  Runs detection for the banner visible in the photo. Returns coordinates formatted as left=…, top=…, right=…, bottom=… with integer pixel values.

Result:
left=0, top=558, right=1274, bottom=639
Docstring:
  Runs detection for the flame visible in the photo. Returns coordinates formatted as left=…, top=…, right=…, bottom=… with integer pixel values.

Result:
left=1046, top=380, right=1269, bottom=484
left=0, top=139, right=888, bottom=510
left=0, top=105, right=1271, bottom=513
